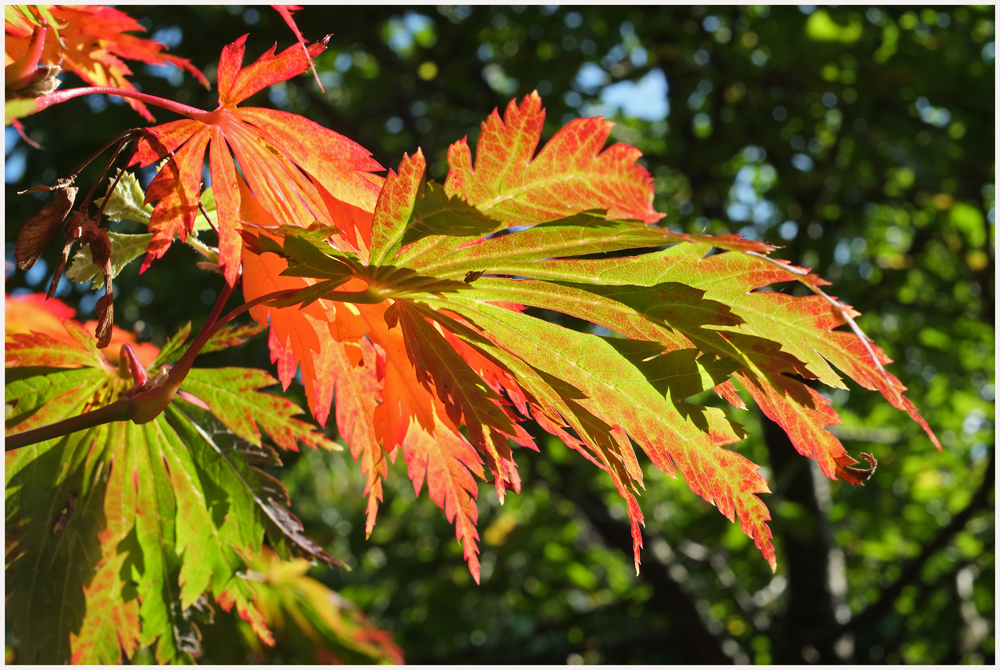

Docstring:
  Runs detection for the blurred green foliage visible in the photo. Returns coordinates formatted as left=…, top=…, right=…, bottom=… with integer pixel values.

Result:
left=5, top=5, right=994, bottom=664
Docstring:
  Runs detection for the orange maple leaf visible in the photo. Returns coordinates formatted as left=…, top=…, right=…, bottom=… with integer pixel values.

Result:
left=125, top=34, right=384, bottom=286
left=5, top=291, right=159, bottom=367
left=236, top=89, right=939, bottom=581
left=4, top=5, right=208, bottom=122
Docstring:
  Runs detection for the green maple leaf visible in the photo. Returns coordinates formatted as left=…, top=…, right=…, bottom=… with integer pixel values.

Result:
left=241, top=548, right=405, bottom=664
left=246, top=92, right=938, bottom=580
left=93, top=170, right=154, bottom=226
left=66, top=230, right=154, bottom=289
left=5, top=312, right=341, bottom=663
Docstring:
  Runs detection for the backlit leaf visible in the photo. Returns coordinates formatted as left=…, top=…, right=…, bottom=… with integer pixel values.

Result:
left=242, top=94, right=936, bottom=580
left=4, top=5, right=208, bottom=122
left=66, top=231, right=154, bottom=289
left=128, top=35, right=383, bottom=285
left=93, top=170, right=153, bottom=226
left=5, top=296, right=346, bottom=662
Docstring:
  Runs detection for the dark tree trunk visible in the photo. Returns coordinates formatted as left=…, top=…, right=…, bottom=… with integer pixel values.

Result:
left=764, top=416, right=841, bottom=664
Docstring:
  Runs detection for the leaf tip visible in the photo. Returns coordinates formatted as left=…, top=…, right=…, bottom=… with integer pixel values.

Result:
left=834, top=452, right=877, bottom=486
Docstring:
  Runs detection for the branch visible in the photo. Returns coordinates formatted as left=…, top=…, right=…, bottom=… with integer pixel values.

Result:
left=5, top=286, right=299, bottom=451
left=5, top=399, right=130, bottom=452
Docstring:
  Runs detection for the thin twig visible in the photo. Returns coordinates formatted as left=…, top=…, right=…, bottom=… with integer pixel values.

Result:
left=80, top=134, right=138, bottom=211
left=90, top=143, right=136, bottom=223
left=66, top=128, right=142, bottom=186
left=184, top=234, right=219, bottom=262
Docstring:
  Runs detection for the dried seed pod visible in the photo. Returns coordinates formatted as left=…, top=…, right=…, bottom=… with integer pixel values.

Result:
left=15, top=185, right=78, bottom=270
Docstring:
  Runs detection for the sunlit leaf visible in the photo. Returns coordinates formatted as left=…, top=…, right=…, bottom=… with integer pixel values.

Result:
left=5, top=298, right=344, bottom=662
left=242, top=94, right=936, bottom=580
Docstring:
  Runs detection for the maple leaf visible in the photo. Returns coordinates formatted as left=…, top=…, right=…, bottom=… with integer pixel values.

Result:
left=243, top=547, right=404, bottom=664
left=124, top=34, right=383, bottom=286
left=272, top=5, right=325, bottom=91
left=5, top=295, right=341, bottom=663
left=5, top=291, right=159, bottom=367
left=4, top=5, right=208, bottom=122
left=243, top=93, right=937, bottom=580
left=443, top=92, right=662, bottom=225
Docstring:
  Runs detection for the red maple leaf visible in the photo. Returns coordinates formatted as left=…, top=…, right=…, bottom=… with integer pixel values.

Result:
left=236, top=93, right=939, bottom=581
left=126, top=34, right=384, bottom=286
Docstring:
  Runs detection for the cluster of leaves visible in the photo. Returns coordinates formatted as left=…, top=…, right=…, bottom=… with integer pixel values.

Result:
left=223, top=70, right=935, bottom=583
left=5, top=5, right=207, bottom=125
left=5, top=292, right=399, bottom=664
left=6, top=4, right=952, bottom=665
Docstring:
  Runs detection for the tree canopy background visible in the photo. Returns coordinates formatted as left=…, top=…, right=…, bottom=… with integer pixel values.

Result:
left=5, top=5, right=994, bottom=664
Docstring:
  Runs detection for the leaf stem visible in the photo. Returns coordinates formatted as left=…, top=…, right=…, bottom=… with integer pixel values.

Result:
left=184, top=233, right=219, bottom=262
left=69, top=128, right=143, bottom=184
left=129, top=287, right=299, bottom=425
left=170, top=288, right=298, bottom=381
left=85, top=139, right=135, bottom=217
left=5, top=23, right=47, bottom=89
left=198, top=200, right=220, bottom=237
left=33, top=86, right=212, bottom=120
left=203, top=275, right=235, bottom=332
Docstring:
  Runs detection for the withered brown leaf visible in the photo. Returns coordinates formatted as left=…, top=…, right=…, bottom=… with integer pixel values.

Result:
left=94, top=293, right=114, bottom=349
left=88, top=228, right=115, bottom=348
left=45, top=217, right=116, bottom=347
left=17, top=176, right=77, bottom=195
